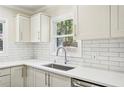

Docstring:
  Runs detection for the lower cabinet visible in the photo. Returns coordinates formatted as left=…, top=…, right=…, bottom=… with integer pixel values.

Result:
left=0, top=68, right=11, bottom=87
left=26, top=66, right=35, bottom=87
left=0, top=75, right=10, bottom=87
left=0, top=66, right=71, bottom=87
left=11, top=66, right=26, bottom=87
left=49, top=73, right=71, bottom=87
left=35, top=69, right=46, bottom=87
left=26, top=67, right=71, bottom=87
left=34, top=68, right=71, bottom=87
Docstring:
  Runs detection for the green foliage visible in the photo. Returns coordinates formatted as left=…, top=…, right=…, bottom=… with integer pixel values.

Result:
left=56, top=19, right=77, bottom=47
left=57, top=19, right=73, bottom=35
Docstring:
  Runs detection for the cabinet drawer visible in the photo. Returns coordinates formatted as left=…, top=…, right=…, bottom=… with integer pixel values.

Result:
left=0, top=75, right=10, bottom=87
left=0, top=68, right=10, bottom=76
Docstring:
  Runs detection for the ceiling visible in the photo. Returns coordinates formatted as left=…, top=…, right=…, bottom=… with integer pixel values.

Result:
left=14, top=5, right=45, bottom=12
left=4, top=5, right=47, bottom=14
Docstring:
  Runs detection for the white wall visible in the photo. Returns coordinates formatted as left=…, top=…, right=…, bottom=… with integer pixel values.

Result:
left=0, top=6, right=30, bottom=42
left=0, top=6, right=34, bottom=62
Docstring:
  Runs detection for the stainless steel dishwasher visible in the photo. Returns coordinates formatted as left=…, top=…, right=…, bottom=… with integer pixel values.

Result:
left=71, top=78, right=105, bottom=87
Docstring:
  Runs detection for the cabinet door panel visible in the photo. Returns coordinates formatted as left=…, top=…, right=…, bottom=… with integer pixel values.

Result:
left=41, top=15, right=50, bottom=42
left=26, top=67, right=35, bottom=87
left=35, top=69, right=46, bottom=87
left=31, top=13, right=41, bottom=42
left=0, top=75, right=10, bottom=87
left=77, top=6, right=110, bottom=40
left=18, top=15, right=30, bottom=42
left=31, top=13, right=50, bottom=42
left=50, top=73, right=71, bottom=87
left=111, top=6, right=124, bottom=37
left=11, top=66, right=24, bottom=87
left=0, top=68, right=10, bottom=76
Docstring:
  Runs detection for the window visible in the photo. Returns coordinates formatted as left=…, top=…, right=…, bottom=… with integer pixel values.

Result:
left=56, top=19, right=78, bottom=48
left=0, top=22, right=4, bottom=52
left=0, top=18, right=7, bottom=55
left=51, top=14, right=81, bottom=57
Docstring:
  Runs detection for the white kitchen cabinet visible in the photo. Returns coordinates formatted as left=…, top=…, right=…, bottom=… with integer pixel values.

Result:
left=49, top=73, right=71, bottom=87
left=35, top=69, right=46, bottom=87
left=0, top=68, right=10, bottom=87
left=11, top=66, right=26, bottom=87
left=31, top=13, right=50, bottom=42
left=34, top=68, right=71, bottom=87
left=0, top=75, right=10, bottom=87
left=16, top=14, right=30, bottom=42
left=31, top=13, right=41, bottom=42
left=111, top=6, right=124, bottom=38
left=26, top=67, right=35, bottom=87
left=77, top=6, right=110, bottom=40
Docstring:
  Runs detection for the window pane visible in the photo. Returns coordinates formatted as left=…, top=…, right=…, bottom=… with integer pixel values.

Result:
left=57, top=19, right=73, bottom=35
left=56, top=36, right=78, bottom=47
left=0, top=23, right=3, bottom=34
left=57, top=38, right=63, bottom=47
left=0, top=38, right=3, bottom=51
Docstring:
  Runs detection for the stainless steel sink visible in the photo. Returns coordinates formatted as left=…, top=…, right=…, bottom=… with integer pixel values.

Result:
left=43, top=63, right=74, bottom=71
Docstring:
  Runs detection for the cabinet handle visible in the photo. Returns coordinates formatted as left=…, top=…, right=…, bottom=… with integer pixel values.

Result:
left=45, top=73, right=47, bottom=86
left=22, top=66, right=27, bottom=78
left=48, top=74, right=50, bottom=87
left=22, top=67, right=24, bottom=77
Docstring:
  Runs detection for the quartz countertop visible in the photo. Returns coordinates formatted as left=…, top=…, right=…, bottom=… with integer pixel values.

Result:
left=0, top=59, right=124, bottom=87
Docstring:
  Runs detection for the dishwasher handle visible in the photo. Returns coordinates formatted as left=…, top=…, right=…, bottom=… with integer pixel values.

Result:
left=71, top=79, right=104, bottom=87
left=72, top=82, right=87, bottom=87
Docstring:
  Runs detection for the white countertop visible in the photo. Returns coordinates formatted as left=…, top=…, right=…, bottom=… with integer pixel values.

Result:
left=0, top=59, right=124, bottom=87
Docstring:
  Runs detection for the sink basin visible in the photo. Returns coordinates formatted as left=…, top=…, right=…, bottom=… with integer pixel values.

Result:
left=43, top=63, right=74, bottom=71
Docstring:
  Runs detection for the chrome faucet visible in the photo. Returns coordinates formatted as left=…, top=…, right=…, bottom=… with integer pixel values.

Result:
left=55, top=47, right=68, bottom=64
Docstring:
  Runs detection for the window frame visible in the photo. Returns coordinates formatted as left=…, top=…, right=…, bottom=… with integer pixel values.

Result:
left=50, top=14, right=82, bottom=57
left=0, top=17, right=8, bottom=56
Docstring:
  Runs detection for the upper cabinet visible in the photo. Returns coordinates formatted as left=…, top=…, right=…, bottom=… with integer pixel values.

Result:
left=77, top=6, right=110, bottom=40
left=16, top=6, right=124, bottom=41
left=31, top=13, right=41, bottom=42
left=31, top=13, right=50, bottom=42
left=111, top=6, right=124, bottom=38
left=16, top=14, right=30, bottom=42
left=16, top=13, right=50, bottom=42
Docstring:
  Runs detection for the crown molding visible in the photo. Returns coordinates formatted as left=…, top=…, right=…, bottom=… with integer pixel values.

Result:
left=34, top=5, right=58, bottom=13
left=3, top=6, right=34, bottom=15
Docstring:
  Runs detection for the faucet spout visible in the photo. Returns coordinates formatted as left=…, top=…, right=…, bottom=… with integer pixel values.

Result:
left=56, top=47, right=68, bottom=64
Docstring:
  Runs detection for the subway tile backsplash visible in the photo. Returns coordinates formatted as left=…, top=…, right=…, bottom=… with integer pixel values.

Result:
left=0, top=38, right=124, bottom=73
left=0, top=42, right=34, bottom=62
left=33, top=38, right=124, bottom=73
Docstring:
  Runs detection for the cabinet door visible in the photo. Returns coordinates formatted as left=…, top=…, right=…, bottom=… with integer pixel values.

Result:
left=11, top=66, right=24, bottom=87
left=77, top=6, right=110, bottom=40
left=26, top=67, right=35, bottom=87
left=16, top=15, right=30, bottom=42
left=35, top=69, right=46, bottom=87
left=111, top=6, right=124, bottom=37
left=41, top=15, right=50, bottom=42
left=50, top=73, right=71, bottom=87
left=31, top=13, right=41, bottom=42
left=0, top=75, right=10, bottom=87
